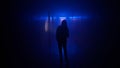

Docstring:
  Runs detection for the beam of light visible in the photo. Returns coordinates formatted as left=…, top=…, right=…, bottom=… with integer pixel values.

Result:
left=45, top=19, right=48, bottom=32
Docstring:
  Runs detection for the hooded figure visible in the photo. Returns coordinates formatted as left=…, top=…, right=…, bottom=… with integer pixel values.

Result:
left=56, top=20, right=69, bottom=68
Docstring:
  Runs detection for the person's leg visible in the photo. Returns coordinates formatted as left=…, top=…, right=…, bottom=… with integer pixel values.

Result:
left=58, top=42, right=63, bottom=68
left=63, top=41, right=69, bottom=65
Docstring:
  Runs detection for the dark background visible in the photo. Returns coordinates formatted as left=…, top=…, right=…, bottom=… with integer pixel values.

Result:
left=3, top=0, right=118, bottom=68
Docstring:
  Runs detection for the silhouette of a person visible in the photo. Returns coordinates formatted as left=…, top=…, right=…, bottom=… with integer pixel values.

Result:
left=56, top=20, right=69, bottom=68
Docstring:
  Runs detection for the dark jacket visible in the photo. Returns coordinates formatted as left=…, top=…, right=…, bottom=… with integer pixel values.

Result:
left=56, top=22, right=69, bottom=42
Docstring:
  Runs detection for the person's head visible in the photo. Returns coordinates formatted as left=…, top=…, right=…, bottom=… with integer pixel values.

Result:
left=61, top=19, right=67, bottom=27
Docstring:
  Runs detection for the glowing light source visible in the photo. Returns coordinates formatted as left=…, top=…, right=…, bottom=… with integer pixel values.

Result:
left=45, top=19, right=48, bottom=32
left=59, top=17, right=66, bottom=22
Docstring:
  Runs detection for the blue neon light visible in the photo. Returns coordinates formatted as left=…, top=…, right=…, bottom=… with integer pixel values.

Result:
left=34, top=16, right=87, bottom=21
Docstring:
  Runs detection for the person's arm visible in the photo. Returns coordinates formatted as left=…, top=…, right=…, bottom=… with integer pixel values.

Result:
left=56, top=26, right=60, bottom=41
left=56, top=28, right=58, bottom=40
left=66, top=28, right=69, bottom=38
